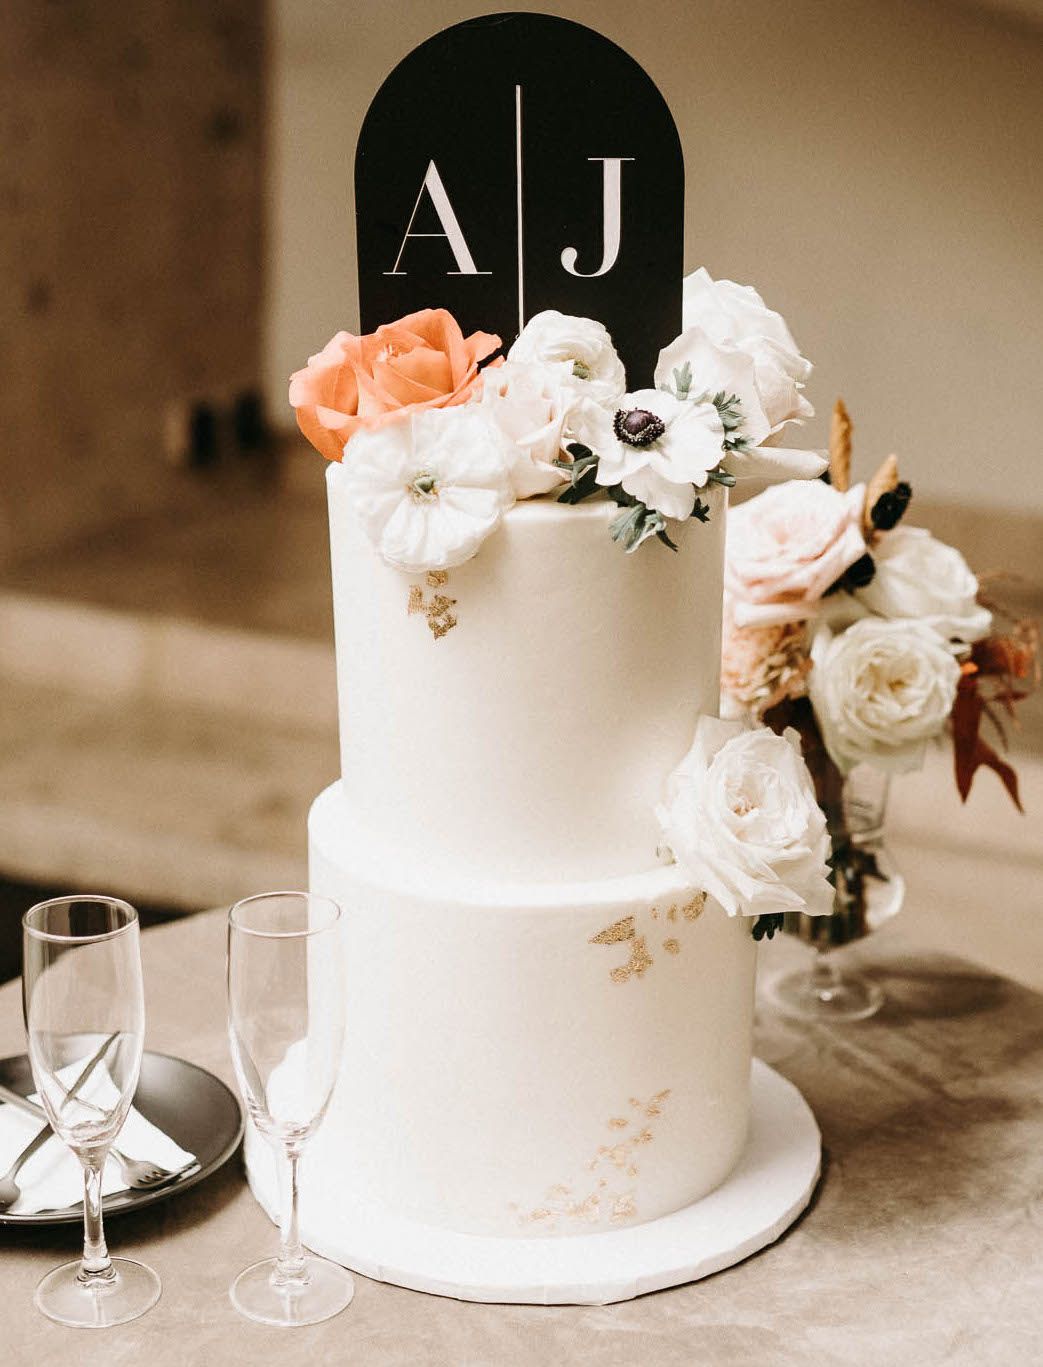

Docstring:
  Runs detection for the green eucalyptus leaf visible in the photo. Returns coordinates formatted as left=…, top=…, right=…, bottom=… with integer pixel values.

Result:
left=609, top=500, right=673, bottom=554
left=706, top=467, right=737, bottom=487
left=672, top=361, right=693, bottom=399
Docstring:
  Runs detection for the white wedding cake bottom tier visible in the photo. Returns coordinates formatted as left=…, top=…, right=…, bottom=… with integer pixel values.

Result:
left=243, top=1058, right=821, bottom=1305
left=305, top=782, right=758, bottom=1238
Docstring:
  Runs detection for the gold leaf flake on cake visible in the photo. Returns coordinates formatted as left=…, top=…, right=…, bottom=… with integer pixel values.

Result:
left=611, top=1194, right=637, bottom=1221
left=590, top=915, right=634, bottom=945
left=407, top=572, right=458, bottom=639
left=681, top=894, right=707, bottom=921
left=510, top=1089, right=672, bottom=1232
left=590, top=892, right=706, bottom=984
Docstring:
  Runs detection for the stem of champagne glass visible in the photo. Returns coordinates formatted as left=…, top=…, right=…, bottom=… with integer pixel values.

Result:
left=273, top=1144, right=307, bottom=1286
left=810, top=949, right=842, bottom=1002
left=79, top=1151, right=116, bottom=1284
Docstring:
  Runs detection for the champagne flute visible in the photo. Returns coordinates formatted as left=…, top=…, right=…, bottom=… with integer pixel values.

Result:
left=226, top=891, right=353, bottom=1326
left=22, top=895, right=161, bottom=1328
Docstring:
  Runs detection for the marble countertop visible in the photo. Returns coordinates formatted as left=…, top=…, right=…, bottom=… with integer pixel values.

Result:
left=2, top=911, right=1041, bottom=1365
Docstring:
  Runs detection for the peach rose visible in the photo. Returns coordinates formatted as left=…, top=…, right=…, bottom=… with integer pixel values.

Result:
left=725, top=478, right=867, bottom=629
left=289, top=309, right=501, bottom=462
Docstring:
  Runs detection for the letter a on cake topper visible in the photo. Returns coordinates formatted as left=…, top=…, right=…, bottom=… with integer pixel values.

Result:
left=355, top=12, right=684, bottom=388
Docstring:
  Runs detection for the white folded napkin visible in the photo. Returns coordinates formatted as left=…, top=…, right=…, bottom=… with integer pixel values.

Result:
left=0, top=1059, right=196, bottom=1216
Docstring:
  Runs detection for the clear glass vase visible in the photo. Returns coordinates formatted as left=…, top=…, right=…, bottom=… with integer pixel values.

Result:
left=772, top=765, right=905, bottom=1022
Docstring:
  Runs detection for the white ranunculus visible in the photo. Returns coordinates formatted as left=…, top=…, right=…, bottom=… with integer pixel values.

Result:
left=508, top=310, right=626, bottom=409
left=478, top=358, right=574, bottom=498
left=855, top=525, right=992, bottom=644
left=809, top=618, right=962, bottom=775
left=341, top=406, right=515, bottom=572
left=569, top=389, right=725, bottom=521
left=657, top=717, right=833, bottom=919
left=725, top=479, right=868, bottom=628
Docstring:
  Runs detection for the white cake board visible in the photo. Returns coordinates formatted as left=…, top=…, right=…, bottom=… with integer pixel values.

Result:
left=243, top=1060, right=820, bottom=1306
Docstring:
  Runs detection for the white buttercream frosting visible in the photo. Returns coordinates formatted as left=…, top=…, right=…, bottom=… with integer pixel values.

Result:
left=326, top=463, right=727, bottom=882
left=303, top=783, right=756, bottom=1238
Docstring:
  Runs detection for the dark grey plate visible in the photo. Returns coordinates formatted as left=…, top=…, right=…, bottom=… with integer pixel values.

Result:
left=0, top=1050, right=244, bottom=1226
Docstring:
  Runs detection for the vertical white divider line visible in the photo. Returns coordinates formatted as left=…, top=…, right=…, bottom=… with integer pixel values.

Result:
left=515, top=84, right=524, bottom=336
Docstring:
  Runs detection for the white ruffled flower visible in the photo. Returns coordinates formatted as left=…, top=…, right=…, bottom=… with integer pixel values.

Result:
left=808, top=618, right=962, bottom=775
left=569, top=389, right=725, bottom=521
left=657, top=717, right=833, bottom=919
left=341, top=406, right=515, bottom=572
left=655, top=268, right=823, bottom=483
left=508, top=310, right=626, bottom=409
left=855, top=526, right=992, bottom=644
left=478, top=358, right=573, bottom=499
left=725, top=479, right=868, bottom=628
left=682, top=267, right=812, bottom=378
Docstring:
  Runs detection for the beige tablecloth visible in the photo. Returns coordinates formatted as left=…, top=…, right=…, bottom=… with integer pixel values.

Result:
left=1, top=910, right=1041, bottom=1365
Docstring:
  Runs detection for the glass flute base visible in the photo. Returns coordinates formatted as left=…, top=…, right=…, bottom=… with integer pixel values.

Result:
left=35, top=1257, right=161, bottom=1328
left=773, top=955, right=884, bottom=1023
left=230, top=1254, right=354, bottom=1327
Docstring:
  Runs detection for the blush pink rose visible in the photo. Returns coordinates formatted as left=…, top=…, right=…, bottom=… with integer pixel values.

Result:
left=725, top=479, right=867, bottom=628
left=288, top=309, right=501, bottom=462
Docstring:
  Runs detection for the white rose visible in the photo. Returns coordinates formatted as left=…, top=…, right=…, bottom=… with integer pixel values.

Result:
left=341, top=406, right=515, bottom=572
left=478, top=358, right=573, bottom=499
left=508, top=310, right=626, bottom=409
left=656, top=268, right=823, bottom=483
left=725, top=479, right=868, bottom=628
left=570, top=388, right=725, bottom=521
left=657, top=717, right=834, bottom=919
left=855, top=526, right=992, bottom=643
left=809, top=618, right=962, bottom=775
left=682, top=266, right=813, bottom=407
left=683, top=267, right=811, bottom=368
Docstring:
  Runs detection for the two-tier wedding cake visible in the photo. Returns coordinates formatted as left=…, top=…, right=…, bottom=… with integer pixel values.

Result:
left=285, top=285, right=832, bottom=1240
left=247, top=14, right=831, bottom=1291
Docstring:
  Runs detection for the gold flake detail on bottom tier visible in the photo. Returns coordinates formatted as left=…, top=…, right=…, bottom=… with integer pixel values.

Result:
left=508, top=1089, right=672, bottom=1232
left=408, top=570, right=457, bottom=639
left=590, top=893, right=706, bottom=984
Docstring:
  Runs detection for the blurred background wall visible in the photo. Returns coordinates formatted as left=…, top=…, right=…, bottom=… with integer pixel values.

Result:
left=0, top=0, right=1040, bottom=974
left=1, top=1, right=264, bottom=567
left=269, top=0, right=1043, bottom=514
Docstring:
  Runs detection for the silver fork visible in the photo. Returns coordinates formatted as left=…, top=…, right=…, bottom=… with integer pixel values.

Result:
left=0, top=1081, right=186, bottom=1207
left=0, top=1116, right=54, bottom=1212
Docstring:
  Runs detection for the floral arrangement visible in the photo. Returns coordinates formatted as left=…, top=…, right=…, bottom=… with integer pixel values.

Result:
left=289, top=278, right=840, bottom=933
left=720, top=401, right=1039, bottom=937
left=656, top=716, right=834, bottom=940
left=289, top=270, right=826, bottom=571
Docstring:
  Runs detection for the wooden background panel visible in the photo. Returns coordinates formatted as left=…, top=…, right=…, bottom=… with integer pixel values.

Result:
left=0, top=0, right=265, bottom=566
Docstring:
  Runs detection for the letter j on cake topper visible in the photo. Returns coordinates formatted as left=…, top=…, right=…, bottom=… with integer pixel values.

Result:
left=355, top=13, right=684, bottom=386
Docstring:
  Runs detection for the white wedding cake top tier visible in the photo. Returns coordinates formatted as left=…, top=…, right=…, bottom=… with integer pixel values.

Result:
left=327, top=464, right=726, bottom=883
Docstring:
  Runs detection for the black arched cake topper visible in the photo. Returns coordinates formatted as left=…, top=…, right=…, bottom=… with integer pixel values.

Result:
left=355, top=12, right=684, bottom=388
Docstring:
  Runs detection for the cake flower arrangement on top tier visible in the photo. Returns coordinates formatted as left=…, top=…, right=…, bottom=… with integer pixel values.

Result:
left=290, top=273, right=839, bottom=939
left=719, top=400, right=1039, bottom=938
left=288, top=268, right=827, bottom=570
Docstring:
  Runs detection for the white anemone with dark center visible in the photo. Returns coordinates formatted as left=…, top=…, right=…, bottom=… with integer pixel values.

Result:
left=570, top=387, right=726, bottom=521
